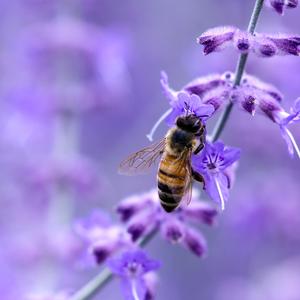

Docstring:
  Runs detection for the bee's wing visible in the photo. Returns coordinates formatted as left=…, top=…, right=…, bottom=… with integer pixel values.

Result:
left=118, top=138, right=166, bottom=175
left=181, top=149, right=193, bottom=206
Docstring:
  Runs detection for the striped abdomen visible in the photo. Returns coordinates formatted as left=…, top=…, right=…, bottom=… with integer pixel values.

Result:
left=157, top=153, right=187, bottom=213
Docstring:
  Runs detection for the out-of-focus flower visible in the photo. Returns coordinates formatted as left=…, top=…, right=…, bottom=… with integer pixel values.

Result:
left=197, top=27, right=300, bottom=57
left=24, top=156, right=101, bottom=196
left=108, top=250, right=160, bottom=300
left=228, top=170, right=300, bottom=243
left=216, top=257, right=300, bottom=300
left=75, top=210, right=132, bottom=264
left=192, top=141, right=241, bottom=210
left=117, top=189, right=218, bottom=258
left=21, top=17, right=130, bottom=113
left=265, top=0, right=298, bottom=15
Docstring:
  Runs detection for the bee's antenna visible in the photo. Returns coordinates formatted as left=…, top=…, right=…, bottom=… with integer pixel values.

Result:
left=184, top=101, right=191, bottom=116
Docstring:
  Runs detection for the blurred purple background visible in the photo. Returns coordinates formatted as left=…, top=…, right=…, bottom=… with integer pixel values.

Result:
left=1, top=1, right=300, bottom=299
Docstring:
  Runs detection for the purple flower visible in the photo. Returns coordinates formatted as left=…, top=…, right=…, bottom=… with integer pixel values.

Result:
left=198, top=27, right=300, bottom=57
left=107, top=249, right=160, bottom=300
left=117, top=189, right=218, bottom=258
left=251, top=35, right=277, bottom=57
left=164, top=92, right=215, bottom=126
left=267, top=34, right=300, bottom=56
left=231, top=73, right=283, bottom=116
left=233, top=30, right=252, bottom=53
left=74, top=210, right=132, bottom=265
left=192, top=141, right=241, bottom=210
left=265, top=0, right=298, bottom=15
left=231, top=79, right=300, bottom=158
left=197, top=26, right=236, bottom=55
left=183, top=73, right=228, bottom=97
left=147, top=72, right=215, bottom=141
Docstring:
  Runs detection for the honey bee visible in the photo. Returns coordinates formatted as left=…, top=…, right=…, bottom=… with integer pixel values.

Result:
left=119, top=114, right=206, bottom=213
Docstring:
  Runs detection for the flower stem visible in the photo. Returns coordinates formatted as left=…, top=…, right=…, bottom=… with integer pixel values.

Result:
left=211, top=0, right=265, bottom=142
left=70, top=229, right=158, bottom=300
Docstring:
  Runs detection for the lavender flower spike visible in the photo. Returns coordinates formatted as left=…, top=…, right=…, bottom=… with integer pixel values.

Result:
left=192, top=142, right=241, bottom=210
left=108, top=249, right=160, bottom=300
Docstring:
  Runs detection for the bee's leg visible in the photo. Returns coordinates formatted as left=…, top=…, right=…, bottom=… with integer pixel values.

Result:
left=194, top=126, right=206, bottom=155
left=194, top=135, right=206, bottom=155
left=194, top=143, right=204, bottom=155
left=191, top=169, right=206, bottom=190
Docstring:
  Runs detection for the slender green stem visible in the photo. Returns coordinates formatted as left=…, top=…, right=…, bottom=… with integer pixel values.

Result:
left=211, top=0, right=265, bottom=142
left=71, top=0, right=265, bottom=299
left=70, top=229, right=158, bottom=300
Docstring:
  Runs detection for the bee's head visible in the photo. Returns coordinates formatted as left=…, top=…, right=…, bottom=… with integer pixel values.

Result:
left=176, top=114, right=203, bottom=133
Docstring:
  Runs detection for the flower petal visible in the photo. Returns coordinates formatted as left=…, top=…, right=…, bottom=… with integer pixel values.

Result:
left=202, top=86, right=231, bottom=112
left=197, top=26, right=237, bottom=55
left=233, top=30, right=252, bottom=52
left=127, top=211, right=158, bottom=241
left=183, top=228, right=207, bottom=257
left=160, top=217, right=186, bottom=243
left=231, top=87, right=257, bottom=115
left=182, top=201, right=218, bottom=226
left=268, top=34, right=300, bottom=56
left=160, top=71, right=177, bottom=104
left=252, top=35, right=277, bottom=57
left=183, top=74, right=226, bottom=97
left=221, top=147, right=241, bottom=169
left=205, top=173, right=229, bottom=210
left=280, top=126, right=300, bottom=158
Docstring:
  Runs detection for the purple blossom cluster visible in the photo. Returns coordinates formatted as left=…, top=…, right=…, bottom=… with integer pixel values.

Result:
left=117, top=189, right=218, bottom=257
left=198, top=26, right=300, bottom=57
left=157, top=70, right=300, bottom=158
left=75, top=210, right=160, bottom=299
